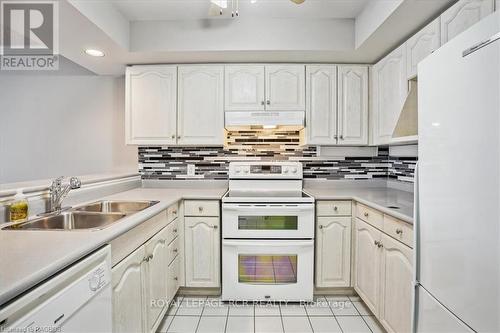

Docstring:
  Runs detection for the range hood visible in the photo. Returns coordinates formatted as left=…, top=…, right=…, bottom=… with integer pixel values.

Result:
left=393, top=79, right=418, bottom=138
left=225, top=111, right=305, bottom=128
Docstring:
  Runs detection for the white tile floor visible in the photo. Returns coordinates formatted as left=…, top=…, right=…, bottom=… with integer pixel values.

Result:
left=157, top=296, right=386, bottom=333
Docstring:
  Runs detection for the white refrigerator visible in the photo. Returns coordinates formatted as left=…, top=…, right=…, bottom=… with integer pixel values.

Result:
left=415, top=11, right=500, bottom=333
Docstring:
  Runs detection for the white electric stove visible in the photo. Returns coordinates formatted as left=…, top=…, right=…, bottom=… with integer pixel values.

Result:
left=221, top=161, right=314, bottom=302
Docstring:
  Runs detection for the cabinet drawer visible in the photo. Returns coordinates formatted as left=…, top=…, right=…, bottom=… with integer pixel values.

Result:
left=167, top=202, right=179, bottom=223
left=166, top=218, right=180, bottom=245
left=184, top=200, right=220, bottom=216
left=168, top=236, right=180, bottom=264
left=316, top=201, right=352, bottom=216
left=383, top=215, right=414, bottom=248
left=356, top=203, right=383, bottom=229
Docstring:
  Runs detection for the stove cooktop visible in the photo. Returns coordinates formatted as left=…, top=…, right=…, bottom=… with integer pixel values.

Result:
left=222, top=190, right=314, bottom=203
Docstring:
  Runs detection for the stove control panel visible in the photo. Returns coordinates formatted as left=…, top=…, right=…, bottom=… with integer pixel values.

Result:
left=229, top=162, right=302, bottom=179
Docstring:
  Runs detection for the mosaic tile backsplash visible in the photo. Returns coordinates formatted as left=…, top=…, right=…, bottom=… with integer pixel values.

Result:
left=138, top=146, right=417, bottom=182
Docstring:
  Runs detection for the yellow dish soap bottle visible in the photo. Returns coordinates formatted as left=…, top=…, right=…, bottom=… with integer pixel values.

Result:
left=10, top=189, right=29, bottom=222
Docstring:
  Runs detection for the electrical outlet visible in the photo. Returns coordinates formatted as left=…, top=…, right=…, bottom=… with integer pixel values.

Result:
left=187, top=164, right=196, bottom=177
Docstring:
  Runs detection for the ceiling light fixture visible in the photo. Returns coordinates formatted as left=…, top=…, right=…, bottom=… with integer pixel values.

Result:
left=84, top=49, right=105, bottom=57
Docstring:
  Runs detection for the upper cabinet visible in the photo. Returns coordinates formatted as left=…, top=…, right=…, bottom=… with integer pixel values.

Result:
left=225, top=65, right=265, bottom=111
left=265, top=65, right=306, bottom=111
left=406, top=18, right=441, bottom=79
left=305, top=65, right=368, bottom=146
left=440, top=0, right=494, bottom=45
left=125, top=66, right=177, bottom=145
left=371, top=45, right=408, bottom=145
left=337, top=65, right=369, bottom=145
left=305, top=65, right=338, bottom=145
left=177, top=66, right=224, bottom=145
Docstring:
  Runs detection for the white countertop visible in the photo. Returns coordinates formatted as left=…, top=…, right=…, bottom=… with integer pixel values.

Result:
left=304, top=185, right=414, bottom=224
left=0, top=187, right=227, bottom=306
left=0, top=180, right=413, bottom=306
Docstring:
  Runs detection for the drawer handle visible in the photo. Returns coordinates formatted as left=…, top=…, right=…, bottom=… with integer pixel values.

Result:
left=396, top=228, right=403, bottom=235
left=364, top=212, right=369, bottom=218
left=333, top=206, right=338, bottom=211
left=199, top=206, right=204, bottom=212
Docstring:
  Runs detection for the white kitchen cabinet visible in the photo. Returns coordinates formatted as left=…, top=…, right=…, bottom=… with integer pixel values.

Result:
left=406, top=18, right=441, bottom=79
left=225, top=65, right=265, bottom=111
left=440, top=0, right=494, bottom=45
left=353, top=218, right=382, bottom=316
left=337, top=65, right=369, bottom=145
left=265, top=65, right=305, bottom=111
left=112, top=245, right=147, bottom=333
left=371, top=44, right=408, bottom=145
left=167, top=254, right=181, bottom=304
left=177, top=66, right=224, bottom=145
left=144, top=227, right=169, bottom=332
left=305, top=65, right=338, bottom=145
left=316, top=217, right=351, bottom=287
left=378, top=234, right=413, bottom=333
left=184, top=216, right=220, bottom=287
left=125, top=65, right=177, bottom=145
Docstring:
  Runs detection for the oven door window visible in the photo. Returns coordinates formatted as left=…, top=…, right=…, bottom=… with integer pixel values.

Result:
left=238, top=216, right=298, bottom=230
left=238, top=255, right=298, bottom=284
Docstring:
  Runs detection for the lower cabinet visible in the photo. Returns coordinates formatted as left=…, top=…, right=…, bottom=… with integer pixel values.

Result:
left=353, top=218, right=413, bottom=333
left=315, top=216, right=351, bottom=287
left=112, top=245, right=147, bottom=333
left=184, top=216, right=220, bottom=287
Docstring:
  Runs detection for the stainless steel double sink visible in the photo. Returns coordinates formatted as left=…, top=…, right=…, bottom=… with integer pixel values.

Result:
left=2, top=200, right=159, bottom=231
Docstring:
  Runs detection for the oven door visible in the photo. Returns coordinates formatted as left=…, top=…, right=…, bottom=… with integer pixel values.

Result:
left=222, top=203, right=314, bottom=239
left=222, top=239, right=314, bottom=302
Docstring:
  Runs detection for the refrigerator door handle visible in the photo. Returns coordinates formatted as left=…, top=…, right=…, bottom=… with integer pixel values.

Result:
left=412, top=162, right=420, bottom=333
left=462, top=31, right=500, bottom=57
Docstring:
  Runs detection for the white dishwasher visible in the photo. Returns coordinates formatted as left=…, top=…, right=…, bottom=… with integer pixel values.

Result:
left=0, top=245, right=112, bottom=332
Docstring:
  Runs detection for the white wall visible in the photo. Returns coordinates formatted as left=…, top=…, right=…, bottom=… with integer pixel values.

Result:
left=0, top=59, right=137, bottom=184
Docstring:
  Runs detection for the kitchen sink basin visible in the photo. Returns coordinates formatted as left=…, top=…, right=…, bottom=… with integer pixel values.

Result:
left=2, top=211, right=126, bottom=231
left=73, top=200, right=159, bottom=214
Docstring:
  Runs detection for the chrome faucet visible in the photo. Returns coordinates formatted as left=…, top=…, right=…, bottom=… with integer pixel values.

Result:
left=48, top=176, right=81, bottom=213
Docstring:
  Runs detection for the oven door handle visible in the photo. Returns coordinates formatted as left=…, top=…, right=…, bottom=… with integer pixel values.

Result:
left=223, top=240, right=313, bottom=247
left=223, top=204, right=313, bottom=211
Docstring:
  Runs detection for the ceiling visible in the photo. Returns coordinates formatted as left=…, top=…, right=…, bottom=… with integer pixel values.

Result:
left=112, top=0, right=371, bottom=21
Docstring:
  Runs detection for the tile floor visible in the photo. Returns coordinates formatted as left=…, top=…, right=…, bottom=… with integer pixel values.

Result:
left=157, top=296, right=386, bottom=333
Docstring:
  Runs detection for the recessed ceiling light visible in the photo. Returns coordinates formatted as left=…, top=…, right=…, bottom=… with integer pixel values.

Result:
left=85, top=49, right=105, bottom=57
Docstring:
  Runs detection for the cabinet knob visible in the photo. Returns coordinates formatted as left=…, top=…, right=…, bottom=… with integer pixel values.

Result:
left=374, top=240, right=383, bottom=248
left=171, top=134, right=175, bottom=139
left=149, top=254, right=154, bottom=260
left=173, top=248, right=178, bottom=253
left=340, top=135, right=344, bottom=140
left=172, top=210, right=177, bottom=215
left=319, top=225, right=324, bottom=229
left=266, top=100, right=271, bottom=105
left=334, top=135, right=338, bottom=139
left=143, top=256, right=149, bottom=263
left=261, top=101, right=265, bottom=106
left=173, top=228, right=178, bottom=233
left=396, top=228, right=403, bottom=235
left=177, top=135, right=181, bottom=139
left=174, top=277, right=178, bottom=281
left=198, top=206, right=204, bottom=212
left=333, top=206, right=338, bottom=211
left=212, top=225, right=218, bottom=229
left=364, top=212, right=369, bottom=218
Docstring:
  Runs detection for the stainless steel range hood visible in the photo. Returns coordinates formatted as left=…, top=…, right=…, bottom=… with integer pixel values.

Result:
left=393, top=79, right=418, bottom=138
left=225, top=111, right=305, bottom=128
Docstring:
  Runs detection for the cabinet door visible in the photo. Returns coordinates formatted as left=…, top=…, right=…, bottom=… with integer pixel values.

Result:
left=265, top=65, right=305, bottom=111
left=440, top=0, right=494, bottom=45
left=371, top=45, right=408, bottom=145
left=167, top=254, right=180, bottom=304
left=379, top=235, right=413, bottom=333
left=337, top=65, right=369, bottom=145
left=144, top=227, right=169, bottom=332
left=305, top=65, right=338, bottom=145
left=353, top=219, right=382, bottom=316
left=112, top=245, right=146, bottom=333
left=184, top=216, right=220, bottom=287
left=316, top=217, right=351, bottom=287
left=225, top=65, right=265, bottom=111
left=125, top=65, right=177, bottom=145
left=406, top=18, right=441, bottom=79
left=178, top=66, right=224, bottom=145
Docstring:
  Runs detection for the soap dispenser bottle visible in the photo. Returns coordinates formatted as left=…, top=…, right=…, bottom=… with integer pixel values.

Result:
left=9, top=189, right=29, bottom=222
